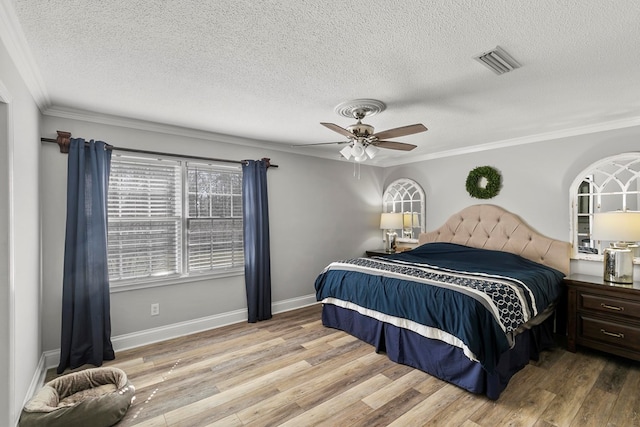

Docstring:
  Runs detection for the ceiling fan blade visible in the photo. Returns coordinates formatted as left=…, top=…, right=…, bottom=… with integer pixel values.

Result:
left=374, top=140, right=417, bottom=151
left=292, top=141, right=349, bottom=147
left=372, top=124, right=427, bottom=140
left=321, top=122, right=355, bottom=138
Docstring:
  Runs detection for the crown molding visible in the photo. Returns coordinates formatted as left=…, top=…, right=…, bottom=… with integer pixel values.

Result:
left=44, top=105, right=369, bottom=167
left=43, top=105, right=297, bottom=150
left=43, top=103, right=640, bottom=170
left=382, top=116, right=640, bottom=167
left=0, top=0, right=50, bottom=109
left=44, top=104, right=640, bottom=168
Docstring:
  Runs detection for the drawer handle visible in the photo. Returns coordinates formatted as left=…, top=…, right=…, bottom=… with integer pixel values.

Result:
left=600, top=303, right=624, bottom=311
left=600, top=329, right=625, bottom=339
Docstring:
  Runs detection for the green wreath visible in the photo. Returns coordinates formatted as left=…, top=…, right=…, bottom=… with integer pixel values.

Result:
left=465, top=166, right=502, bottom=199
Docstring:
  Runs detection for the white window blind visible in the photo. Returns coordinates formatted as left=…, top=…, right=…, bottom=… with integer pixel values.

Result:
left=187, top=163, right=243, bottom=272
left=108, top=155, right=182, bottom=282
left=107, top=154, right=243, bottom=286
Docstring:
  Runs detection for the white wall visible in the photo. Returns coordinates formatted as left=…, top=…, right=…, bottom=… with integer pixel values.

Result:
left=40, top=115, right=385, bottom=352
left=384, top=124, right=640, bottom=276
left=0, top=38, right=42, bottom=426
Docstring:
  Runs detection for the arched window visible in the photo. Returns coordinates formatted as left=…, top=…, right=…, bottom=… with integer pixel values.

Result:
left=570, top=152, right=640, bottom=260
left=383, top=178, right=425, bottom=242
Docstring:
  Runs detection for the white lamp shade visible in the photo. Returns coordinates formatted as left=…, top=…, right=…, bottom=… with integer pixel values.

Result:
left=351, top=141, right=365, bottom=158
left=339, top=145, right=352, bottom=160
left=380, top=213, right=403, bottom=230
left=593, top=211, right=640, bottom=242
left=403, top=212, right=419, bottom=228
left=365, top=145, right=379, bottom=159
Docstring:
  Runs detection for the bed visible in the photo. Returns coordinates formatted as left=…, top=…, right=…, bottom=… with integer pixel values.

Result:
left=315, top=204, right=570, bottom=400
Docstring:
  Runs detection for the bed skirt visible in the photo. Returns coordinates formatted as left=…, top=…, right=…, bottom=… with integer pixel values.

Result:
left=321, top=303, right=555, bottom=400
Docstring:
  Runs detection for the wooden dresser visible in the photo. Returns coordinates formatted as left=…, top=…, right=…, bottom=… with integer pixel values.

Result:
left=565, top=273, right=640, bottom=361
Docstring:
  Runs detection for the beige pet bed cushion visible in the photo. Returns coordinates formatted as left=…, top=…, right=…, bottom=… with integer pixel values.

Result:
left=19, top=367, right=135, bottom=427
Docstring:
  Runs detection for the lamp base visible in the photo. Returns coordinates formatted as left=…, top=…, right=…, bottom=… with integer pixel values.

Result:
left=603, top=244, right=634, bottom=284
left=385, top=230, right=398, bottom=253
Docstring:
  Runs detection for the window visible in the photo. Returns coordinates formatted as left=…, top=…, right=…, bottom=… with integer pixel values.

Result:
left=570, top=152, right=640, bottom=260
left=187, top=163, right=243, bottom=272
left=382, top=178, right=425, bottom=242
left=107, top=154, right=243, bottom=287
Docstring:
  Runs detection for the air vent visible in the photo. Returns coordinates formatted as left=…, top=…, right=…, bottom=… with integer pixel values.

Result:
left=474, top=46, right=521, bottom=75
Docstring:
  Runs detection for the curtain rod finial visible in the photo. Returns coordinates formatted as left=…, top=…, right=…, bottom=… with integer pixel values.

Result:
left=56, top=131, right=71, bottom=153
left=261, top=157, right=274, bottom=168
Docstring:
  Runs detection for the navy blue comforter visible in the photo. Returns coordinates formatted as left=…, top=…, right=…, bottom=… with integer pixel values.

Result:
left=314, top=242, right=565, bottom=373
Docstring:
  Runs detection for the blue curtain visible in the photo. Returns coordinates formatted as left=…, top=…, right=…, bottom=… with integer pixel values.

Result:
left=57, top=138, right=115, bottom=374
left=242, top=159, right=272, bottom=323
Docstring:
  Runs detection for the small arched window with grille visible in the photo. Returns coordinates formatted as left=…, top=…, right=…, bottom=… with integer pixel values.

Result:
left=383, top=178, right=425, bottom=242
left=570, top=152, right=640, bottom=260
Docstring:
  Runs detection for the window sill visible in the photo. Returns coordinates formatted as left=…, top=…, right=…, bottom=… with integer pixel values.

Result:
left=109, top=268, right=244, bottom=293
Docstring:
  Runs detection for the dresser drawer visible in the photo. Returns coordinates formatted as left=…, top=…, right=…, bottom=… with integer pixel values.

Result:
left=580, top=292, right=640, bottom=321
left=579, top=315, right=640, bottom=352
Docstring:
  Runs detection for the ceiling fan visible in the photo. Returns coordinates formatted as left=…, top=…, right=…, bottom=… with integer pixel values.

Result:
left=298, top=99, right=427, bottom=162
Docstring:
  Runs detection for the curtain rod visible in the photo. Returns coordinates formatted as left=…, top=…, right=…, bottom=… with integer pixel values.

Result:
left=40, top=130, right=278, bottom=168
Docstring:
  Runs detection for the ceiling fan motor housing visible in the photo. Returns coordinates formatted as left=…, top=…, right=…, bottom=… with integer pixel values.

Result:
left=346, top=123, right=375, bottom=137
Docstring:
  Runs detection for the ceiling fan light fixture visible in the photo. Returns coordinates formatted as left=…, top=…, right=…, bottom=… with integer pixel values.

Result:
left=339, top=145, right=352, bottom=160
left=351, top=141, right=365, bottom=158
left=365, top=145, right=379, bottom=159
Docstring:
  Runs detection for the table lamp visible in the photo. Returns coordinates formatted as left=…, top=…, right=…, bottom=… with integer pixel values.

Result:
left=592, top=211, right=640, bottom=283
left=380, top=213, right=403, bottom=252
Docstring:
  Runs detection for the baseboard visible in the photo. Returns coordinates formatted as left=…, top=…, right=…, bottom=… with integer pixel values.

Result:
left=41, top=293, right=318, bottom=372
left=272, top=293, right=317, bottom=314
left=17, top=352, right=48, bottom=425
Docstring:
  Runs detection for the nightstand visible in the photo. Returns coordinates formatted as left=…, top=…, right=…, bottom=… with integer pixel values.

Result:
left=365, top=249, right=394, bottom=257
left=565, top=273, right=640, bottom=361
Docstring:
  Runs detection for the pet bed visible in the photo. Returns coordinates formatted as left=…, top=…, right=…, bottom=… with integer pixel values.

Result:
left=19, top=367, right=135, bottom=427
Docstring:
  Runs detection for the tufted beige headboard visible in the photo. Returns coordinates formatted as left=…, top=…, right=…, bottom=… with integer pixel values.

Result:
left=418, top=204, right=570, bottom=276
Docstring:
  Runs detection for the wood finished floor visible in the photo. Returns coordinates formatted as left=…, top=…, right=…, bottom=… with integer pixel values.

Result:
left=47, top=304, right=640, bottom=426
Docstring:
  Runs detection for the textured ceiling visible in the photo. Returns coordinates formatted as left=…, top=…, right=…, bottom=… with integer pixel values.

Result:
left=9, top=0, right=640, bottom=165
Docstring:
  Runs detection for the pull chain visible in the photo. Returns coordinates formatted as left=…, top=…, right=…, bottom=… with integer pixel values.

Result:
left=352, top=161, right=361, bottom=179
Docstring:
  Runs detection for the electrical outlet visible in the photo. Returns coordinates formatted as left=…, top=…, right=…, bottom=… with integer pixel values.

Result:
left=151, top=303, right=159, bottom=316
